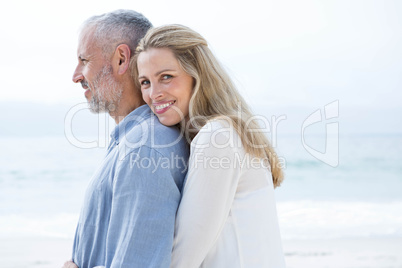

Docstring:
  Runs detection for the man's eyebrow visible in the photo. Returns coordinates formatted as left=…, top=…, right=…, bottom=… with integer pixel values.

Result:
left=78, top=54, right=90, bottom=60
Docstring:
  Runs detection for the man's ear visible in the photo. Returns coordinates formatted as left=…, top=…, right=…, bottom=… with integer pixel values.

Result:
left=113, top=44, right=131, bottom=76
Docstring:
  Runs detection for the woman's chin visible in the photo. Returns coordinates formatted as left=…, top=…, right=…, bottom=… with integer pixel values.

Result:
left=157, top=115, right=181, bottom=127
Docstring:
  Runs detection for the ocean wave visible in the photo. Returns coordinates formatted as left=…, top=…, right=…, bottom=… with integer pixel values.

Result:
left=0, top=213, right=79, bottom=239
left=277, top=200, right=402, bottom=240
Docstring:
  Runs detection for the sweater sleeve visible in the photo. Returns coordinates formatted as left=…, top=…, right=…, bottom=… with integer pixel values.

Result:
left=171, top=121, right=243, bottom=268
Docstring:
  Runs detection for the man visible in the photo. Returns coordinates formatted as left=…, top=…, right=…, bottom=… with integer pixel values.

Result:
left=63, top=10, right=189, bottom=268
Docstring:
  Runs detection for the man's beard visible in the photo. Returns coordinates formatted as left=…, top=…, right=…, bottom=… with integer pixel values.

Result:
left=87, top=65, right=123, bottom=113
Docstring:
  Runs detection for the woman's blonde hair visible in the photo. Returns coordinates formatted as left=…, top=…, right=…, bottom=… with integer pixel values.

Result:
left=132, top=24, right=283, bottom=187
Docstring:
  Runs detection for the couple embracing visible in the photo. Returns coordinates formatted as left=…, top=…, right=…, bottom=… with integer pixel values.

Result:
left=64, top=9, right=285, bottom=268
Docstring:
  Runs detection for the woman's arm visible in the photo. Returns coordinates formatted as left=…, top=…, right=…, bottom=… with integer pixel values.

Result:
left=171, top=122, right=243, bottom=267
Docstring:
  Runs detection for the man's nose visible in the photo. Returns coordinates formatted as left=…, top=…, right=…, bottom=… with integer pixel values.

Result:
left=72, top=65, right=83, bottom=83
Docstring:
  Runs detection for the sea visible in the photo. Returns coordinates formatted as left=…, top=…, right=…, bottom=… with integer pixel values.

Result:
left=0, top=133, right=401, bottom=267
left=0, top=133, right=401, bottom=240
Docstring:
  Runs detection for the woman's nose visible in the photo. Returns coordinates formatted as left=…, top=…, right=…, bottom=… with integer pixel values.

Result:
left=149, top=84, right=164, bottom=100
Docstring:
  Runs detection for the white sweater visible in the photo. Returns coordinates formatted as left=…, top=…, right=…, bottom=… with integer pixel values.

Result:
left=171, top=120, right=285, bottom=268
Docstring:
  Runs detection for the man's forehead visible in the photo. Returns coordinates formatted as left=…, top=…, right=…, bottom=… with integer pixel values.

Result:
left=77, top=28, right=97, bottom=56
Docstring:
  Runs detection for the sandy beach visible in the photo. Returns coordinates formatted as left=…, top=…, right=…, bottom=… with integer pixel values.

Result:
left=1, top=236, right=401, bottom=268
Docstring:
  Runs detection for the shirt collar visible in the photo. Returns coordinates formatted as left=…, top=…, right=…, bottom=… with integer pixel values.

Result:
left=110, top=104, right=152, bottom=145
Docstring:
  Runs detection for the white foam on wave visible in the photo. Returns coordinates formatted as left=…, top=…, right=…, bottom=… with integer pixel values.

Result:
left=277, top=200, right=402, bottom=240
left=0, top=213, right=79, bottom=239
left=1, top=201, right=401, bottom=240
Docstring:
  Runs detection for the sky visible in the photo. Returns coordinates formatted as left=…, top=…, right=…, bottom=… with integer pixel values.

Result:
left=0, top=0, right=401, bottom=135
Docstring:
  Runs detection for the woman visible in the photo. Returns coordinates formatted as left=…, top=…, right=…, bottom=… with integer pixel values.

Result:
left=133, top=24, right=285, bottom=268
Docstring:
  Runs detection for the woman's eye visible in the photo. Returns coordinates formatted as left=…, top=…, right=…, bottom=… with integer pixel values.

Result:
left=162, top=74, right=172, bottom=80
left=140, top=80, right=150, bottom=86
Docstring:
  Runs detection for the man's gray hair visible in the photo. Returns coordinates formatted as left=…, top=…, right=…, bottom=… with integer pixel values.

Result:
left=81, top=9, right=152, bottom=58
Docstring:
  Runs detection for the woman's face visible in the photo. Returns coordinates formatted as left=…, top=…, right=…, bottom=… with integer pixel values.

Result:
left=137, top=48, right=193, bottom=126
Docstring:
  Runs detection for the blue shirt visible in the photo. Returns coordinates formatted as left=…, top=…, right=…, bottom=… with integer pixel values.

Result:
left=72, top=105, right=189, bottom=268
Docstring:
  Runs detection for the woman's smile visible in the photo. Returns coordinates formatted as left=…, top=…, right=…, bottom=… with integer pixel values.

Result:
left=153, top=100, right=176, bottom=114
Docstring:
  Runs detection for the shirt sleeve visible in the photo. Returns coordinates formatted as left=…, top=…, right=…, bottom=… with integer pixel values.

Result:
left=171, top=123, right=243, bottom=268
left=105, top=145, right=181, bottom=268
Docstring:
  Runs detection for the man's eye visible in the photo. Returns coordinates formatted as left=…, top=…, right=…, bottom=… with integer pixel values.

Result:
left=81, top=59, right=87, bottom=64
